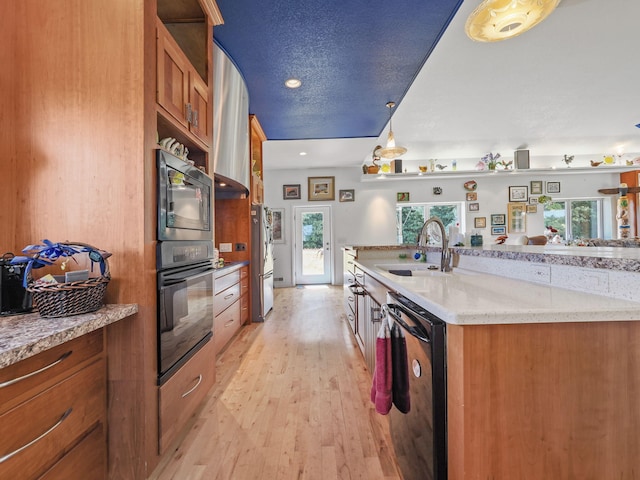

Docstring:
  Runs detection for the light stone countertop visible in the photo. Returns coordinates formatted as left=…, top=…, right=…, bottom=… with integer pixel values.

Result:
left=0, top=304, right=138, bottom=368
left=354, top=256, right=640, bottom=326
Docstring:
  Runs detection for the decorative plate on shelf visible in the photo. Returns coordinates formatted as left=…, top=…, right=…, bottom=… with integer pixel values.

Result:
left=463, top=180, right=477, bottom=191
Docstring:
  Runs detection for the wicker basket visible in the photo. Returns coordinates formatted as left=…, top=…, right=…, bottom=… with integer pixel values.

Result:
left=26, top=242, right=111, bottom=318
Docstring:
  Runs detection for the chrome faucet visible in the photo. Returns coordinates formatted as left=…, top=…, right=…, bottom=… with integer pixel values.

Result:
left=417, top=216, right=453, bottom=272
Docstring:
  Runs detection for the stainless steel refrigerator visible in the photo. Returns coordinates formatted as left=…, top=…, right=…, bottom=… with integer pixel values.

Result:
left=251, top=205, right=274, bottom=321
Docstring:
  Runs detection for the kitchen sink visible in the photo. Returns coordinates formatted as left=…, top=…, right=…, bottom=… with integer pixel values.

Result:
left=375, top=263, right=476, bottom=277
left=375, top=263, right=447, bottom=277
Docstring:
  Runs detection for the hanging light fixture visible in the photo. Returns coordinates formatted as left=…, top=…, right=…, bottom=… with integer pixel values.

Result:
left=465, top=0, right=561, bottom=43
left=375, top=101, right=407, bottom=160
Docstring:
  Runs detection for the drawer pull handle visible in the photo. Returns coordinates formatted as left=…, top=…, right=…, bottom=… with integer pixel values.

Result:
left=181, top=375, right=203, bottom=398
left=224, top=319, right=236, bottom=328
left=0, top=351, right=72, bottom=389
left=0, top=408, right=72, bottom=464
left=224, top=293, right=235, bottom=300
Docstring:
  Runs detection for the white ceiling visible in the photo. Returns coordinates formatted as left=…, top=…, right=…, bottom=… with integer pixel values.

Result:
left=264, top=0, right=640, bottom=170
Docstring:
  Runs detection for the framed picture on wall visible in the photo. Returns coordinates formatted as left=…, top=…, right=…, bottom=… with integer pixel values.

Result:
left=491, top=226, right=506, bottom=235
left=308, top=176, right=335, bottom=201
left=509, top=186, right=528, bottom=202
left=474, top=217, right=487, bottom=228
left=491, top=214, right=506, bottom=226
left=271, top=208, right=284, bottom=243
left=546, top=181, right=561, bottom=194
left=397, top=192, right=410, bottom=202
left=339, top=189, right=355, bottom=202
left=283, top=184, right=301, bottom=200
left=530, top=180, right=543, bottom=195
left=466, top=192, right=477, bottom=201
left=468, top=202, right=479, bottom=211
left=508, top=202, right=527, bottom=233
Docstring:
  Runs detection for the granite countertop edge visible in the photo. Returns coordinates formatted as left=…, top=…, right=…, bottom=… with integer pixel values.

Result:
left=0, top=303, right=138, bottom=369
left=344, top=244, right=640, bottom=273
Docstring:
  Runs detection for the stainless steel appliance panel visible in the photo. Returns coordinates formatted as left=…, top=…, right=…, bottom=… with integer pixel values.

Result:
left=251, top=205, right=274, bottom=321
left=157, top=149, right=213, bottom=242
left=157, top=260, right=214, bottom=384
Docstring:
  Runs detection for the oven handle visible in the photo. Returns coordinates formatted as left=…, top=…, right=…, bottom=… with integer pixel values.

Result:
left=159, top=263, right=214, bottom=286
left=383, top=303, right=430, bottom=344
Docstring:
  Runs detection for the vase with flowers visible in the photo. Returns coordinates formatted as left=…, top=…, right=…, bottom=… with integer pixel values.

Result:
left=476, top=152, right=501, bottom=171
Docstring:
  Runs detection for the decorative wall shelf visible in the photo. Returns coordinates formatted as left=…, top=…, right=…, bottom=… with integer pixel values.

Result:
left=360, top=165, right=639, bottom=182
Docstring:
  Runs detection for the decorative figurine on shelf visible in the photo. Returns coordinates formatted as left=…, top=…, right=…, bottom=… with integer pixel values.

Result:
left=562, top=154, right=574, bottom=167
left=499, top=159, right=513, bottom=170
left=435, top=164, right=447, bottom=170
left=616, top=183, right=631, bottom=239
left=590, top=160, right=603, bottom=167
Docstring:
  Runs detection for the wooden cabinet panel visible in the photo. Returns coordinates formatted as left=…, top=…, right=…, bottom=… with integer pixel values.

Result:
left=157, top=18, right=211, bottom=146
left=214, top=283, right=240, bottom=316
left=214, top=300, right=241, bottom=354
left=158, top=338, right=215, bottom=454
left=157, top=21, right=189, bottom=128
left=215, top=269, right=240, bottom=293
left=189, top=72, right=211, bottom=146
left=0, top=329, right=103, bottom=414
left=240, top=293, right=250, bottom=325
left=0, top=360, right=106, bottom=480
left=39, top=424, right=106, bottom=480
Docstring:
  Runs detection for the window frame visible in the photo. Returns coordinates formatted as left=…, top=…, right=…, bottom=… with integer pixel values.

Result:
left=543, top=197, right=604, bottom=240
left=395, top=201, right=465, bottom=244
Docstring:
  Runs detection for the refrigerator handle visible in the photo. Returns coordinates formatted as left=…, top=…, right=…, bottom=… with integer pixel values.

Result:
left=260, top=271, right=274, bottom=279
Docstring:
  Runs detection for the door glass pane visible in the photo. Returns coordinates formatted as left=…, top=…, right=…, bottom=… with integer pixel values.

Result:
left=301, top=212, right=324, bottom=275
left=571, top=200, right=599, bottom=239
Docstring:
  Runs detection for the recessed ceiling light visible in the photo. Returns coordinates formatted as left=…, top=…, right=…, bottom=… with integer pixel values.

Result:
left=299, top=151, right=307, bottom=156
left=285, top=78, right=302, bottom=89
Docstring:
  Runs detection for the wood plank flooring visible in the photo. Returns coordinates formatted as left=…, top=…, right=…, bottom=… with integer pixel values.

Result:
left=151, top=286, right=401, bottom=480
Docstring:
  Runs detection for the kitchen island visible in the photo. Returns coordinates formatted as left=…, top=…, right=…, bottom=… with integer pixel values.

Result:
left=344, top=245, right=640, bottom=479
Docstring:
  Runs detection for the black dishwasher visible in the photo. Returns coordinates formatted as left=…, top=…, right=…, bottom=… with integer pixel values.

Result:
left=384, top=291, right=447, bottom=480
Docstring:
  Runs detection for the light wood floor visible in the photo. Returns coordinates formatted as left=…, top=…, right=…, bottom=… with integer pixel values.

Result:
left=151, top=285, right=401, bottom=480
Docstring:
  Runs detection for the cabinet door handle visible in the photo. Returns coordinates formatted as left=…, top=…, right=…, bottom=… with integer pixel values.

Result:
left=0, top=351, right=72, bottom=389
left=224, top=318, right=236, bottom=328
left=0, top=408, right=72, bottom=464
left=192, top=109, right=199, bottom=128
left=224, top=293, right=235, bottom=300
left=185, top=103, right=192, bottom=123
left=181, top=374, right=203, bottom=398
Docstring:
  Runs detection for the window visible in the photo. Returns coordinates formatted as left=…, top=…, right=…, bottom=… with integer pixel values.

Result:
left=396, top=202, right=464, bottom=244
left=543, top=199, right=603, bottom=240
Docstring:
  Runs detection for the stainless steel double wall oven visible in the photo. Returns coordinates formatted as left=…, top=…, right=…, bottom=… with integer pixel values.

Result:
left=156, top=150, right=215, bottom=385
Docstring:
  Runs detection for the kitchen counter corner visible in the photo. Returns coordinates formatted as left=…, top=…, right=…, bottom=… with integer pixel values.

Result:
left=0, top=304, right=138, bottom=368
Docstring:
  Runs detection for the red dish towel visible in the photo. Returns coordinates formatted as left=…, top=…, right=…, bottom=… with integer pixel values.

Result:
left=370, top=319, right=392, bottom=415
left=391, top=323, right=411, bottom=414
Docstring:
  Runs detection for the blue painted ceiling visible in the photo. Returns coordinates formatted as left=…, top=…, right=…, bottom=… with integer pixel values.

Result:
left=213, top=0, right=463, bottom=141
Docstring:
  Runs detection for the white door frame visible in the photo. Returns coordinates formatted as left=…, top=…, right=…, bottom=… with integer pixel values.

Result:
left=293, top=205, right=333, bottom=285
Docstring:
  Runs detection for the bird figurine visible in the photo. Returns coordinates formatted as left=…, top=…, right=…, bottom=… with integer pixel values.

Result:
left=500, top=160, right=513, bottom=169
left=435, top=164, right=447, bottom=170
left=562, top=154, right=574, bottom=167
left=590, top=160, right=603, bottom=167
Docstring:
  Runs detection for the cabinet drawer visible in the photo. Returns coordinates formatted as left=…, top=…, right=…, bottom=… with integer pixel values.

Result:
left=215, top=269, right=240, bottom=293
left=39, top=424, right=105, bottom=480
left=240, top=294, right=250, bottom=325
left=214, top=283, right=240, bottom=316
left=158, top=338, right=215, bottom=454
left=240, top=276, right=249, bottom=297
left=0, top=360, right=106, bottom=480
left=365, top=272, right=389, bottom=306
left=0, top=329, right=103, bottom=415
left=214, top=300, right=240, bottom=354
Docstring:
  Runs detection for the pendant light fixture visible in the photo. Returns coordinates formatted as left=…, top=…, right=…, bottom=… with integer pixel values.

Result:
left=375, top=101, right=407, bottom=160
left=465, top=0, right=561, bottom=43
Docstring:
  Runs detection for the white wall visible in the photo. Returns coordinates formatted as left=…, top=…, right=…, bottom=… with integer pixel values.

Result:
left=264, top=167, right=620, bottom=287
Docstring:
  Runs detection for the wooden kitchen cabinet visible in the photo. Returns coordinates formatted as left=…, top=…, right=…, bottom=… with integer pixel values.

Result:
left=250, top=115, right=267, bottom=205
left=240, top=266, right=250, bottom=325
left=0, top=330, right=106, bottom=480
left=214, top=267, right=245, bottom=353
left=157, top=18, right=212, bottom=147
left=158, top=338, right=216, bottom=454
